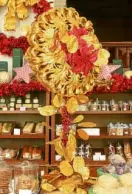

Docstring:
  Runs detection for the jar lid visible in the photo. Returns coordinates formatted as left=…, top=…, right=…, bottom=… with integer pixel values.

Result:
left=0, top=98, right=5, bottom=103
left=25, top=93, right=31, bottom=99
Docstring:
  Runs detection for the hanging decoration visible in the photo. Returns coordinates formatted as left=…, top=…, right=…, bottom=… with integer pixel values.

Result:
left=93, top=74, right=132, bottom=93
left=25, top=8, right=110, bottom=97
left=0, top=0, right=51, bottom=56
left=0, top=80, right=46, bottom=96
left=98, top=64, right=121, bottom=80
left=0, top=33, right=29, bottom=56
left=13, top=62, right=32, bottom=83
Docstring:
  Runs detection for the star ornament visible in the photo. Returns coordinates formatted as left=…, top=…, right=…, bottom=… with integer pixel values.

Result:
left=13, top=62, right=32, bottom=83
left=98, top=64, right=121, bottom=80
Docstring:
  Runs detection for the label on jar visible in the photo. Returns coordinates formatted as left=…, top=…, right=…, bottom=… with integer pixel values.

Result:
left=19, top=190, right=31, bottom=194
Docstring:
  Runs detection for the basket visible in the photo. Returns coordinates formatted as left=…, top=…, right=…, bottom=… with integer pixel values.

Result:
left=1, top=121, right=16, bottom=135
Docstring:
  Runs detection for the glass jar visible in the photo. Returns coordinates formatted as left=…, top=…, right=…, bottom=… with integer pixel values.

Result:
left=0, top=159, right=13, bottom=194
left=122, top=102, right=129, bottom=111
left=110, top=101, right=119, bottom=111
left=129, top=124, right=132, bottom=135
left=101, top=101, right=108, bottom=111
left=129, top=101, right=132, bottom=111
left=123, top=124, right=129, bottom=135
left=107, top=124, right=116, bottom=136
left=90, top=102, right=98, bottom=111
left=14, top=161, right=39, bottom=194
left=116, top=123, right=123, bottom=136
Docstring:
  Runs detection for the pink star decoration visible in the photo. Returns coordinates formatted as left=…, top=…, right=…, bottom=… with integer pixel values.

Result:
left=13, top=62, right=32, bottom=83
left=98, top=64, right=121, bottom=80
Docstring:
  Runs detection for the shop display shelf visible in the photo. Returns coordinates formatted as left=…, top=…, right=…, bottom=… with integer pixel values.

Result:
left=0, top=110, right=39, bottom=114
left=0, top=134, right=46, bottom=139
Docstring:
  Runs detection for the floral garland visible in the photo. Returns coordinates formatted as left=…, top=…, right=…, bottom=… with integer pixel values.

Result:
left=0, top=0, right=51, bottom=56
left=0, top=80, right=46, bottom=97
left=93, top=74, right=132, bottom=93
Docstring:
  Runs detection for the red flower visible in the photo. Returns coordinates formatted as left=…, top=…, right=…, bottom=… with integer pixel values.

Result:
left=32, top=0, right=51, bottom=15
left=62, top=27, right=98, bottom=76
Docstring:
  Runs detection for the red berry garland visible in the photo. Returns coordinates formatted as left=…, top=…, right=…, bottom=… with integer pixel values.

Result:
left=61, top=106, right=72, bottom=146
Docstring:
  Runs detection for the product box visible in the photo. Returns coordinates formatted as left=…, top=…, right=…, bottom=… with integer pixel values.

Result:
left=82, top=128, right=100, bottom=136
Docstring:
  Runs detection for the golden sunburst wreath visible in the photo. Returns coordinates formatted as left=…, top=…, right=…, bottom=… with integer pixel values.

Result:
left=26, top=8, right=110, bottom=97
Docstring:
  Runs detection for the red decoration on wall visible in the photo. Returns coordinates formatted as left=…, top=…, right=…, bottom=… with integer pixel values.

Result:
left=93, top=74, right=132, bottom=93
left=0, top=81, right=46, bottom=97
left=0, top=34, right=29, bottom=56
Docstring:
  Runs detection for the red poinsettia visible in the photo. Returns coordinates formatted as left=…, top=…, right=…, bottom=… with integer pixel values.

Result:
left=62, top=26, right=98, bottom=76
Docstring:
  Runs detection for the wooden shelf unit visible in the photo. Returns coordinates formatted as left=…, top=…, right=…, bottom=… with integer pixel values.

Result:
left=0, top=91, right=50, bottom=168
left=50, top=92, right=132, bottom=176
left=0, top=134, right=46, bottom=139
left=72, top=111, right=132, bottom=115
left=0, top=110, right=39, bottom=114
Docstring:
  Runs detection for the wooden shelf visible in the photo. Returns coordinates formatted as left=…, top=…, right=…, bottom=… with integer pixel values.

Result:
left=77, top=134, right=132, bottom=139
left=5, top=159, right=46, bottom=166
left=85, top=160, right=109, bottom=166
left=0, top=110, right=39, bottom=114
left=74, top=111, right=132, bottom=115
left=52, top=160, right=109, bottom=167
left=0, top=134, right=45, bottom=139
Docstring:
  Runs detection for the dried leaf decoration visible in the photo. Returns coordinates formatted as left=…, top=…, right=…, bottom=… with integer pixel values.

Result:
left=78, top=122, right=96, bottom=128
left=66, top=97, right=78, bottom=114
left=60, top=161, right=73, bottom=176
left=77, top=129, right=89, bottom=140
left=76, top=95, right=89, bottom=104
left=72, top=115, right=84, bottom=123
left=77, top=188, right=87, bottom=194
left=65, top=133, right=76, bottom=161
left=52, top=94, right=64, bottom=108
left=41, top=182, right=56, bottom=192
left=79, top=166, right=90, bottom=181
left=46, top=138, right=64, bottom=157
left=73, top=156, right=85, bottom=174
left=59, top=183, right=75, bottom=194
left=38, top=105, right=57, bottom=116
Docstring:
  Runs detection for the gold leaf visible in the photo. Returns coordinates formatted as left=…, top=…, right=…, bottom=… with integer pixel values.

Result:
left=78, top=122, right=96, bottom=128
left=46, top=137, right=64, bottom=157
left=73, top=157, right=85, bottom=174
left=79, top=166, right=90, bottom=181
left=77, top=188, right=87, bottom=194
left=76, top=95, right=89, bottom=104
left=41, top=182, right=56, bottom=192
left=72, top=115, right=84, bottom=124
left=59, top=183, right=75, bottom=194
left=77, top=129, right=89, bottom=141
left=38, top=105, right=57, bottom=116
left=60, top=161, right=73, bottom=177
left=66, top=97, right=78, bottom=114
left=65, top=134, right=77, bottom=162
left=52, top=94, right=64, bottom=108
